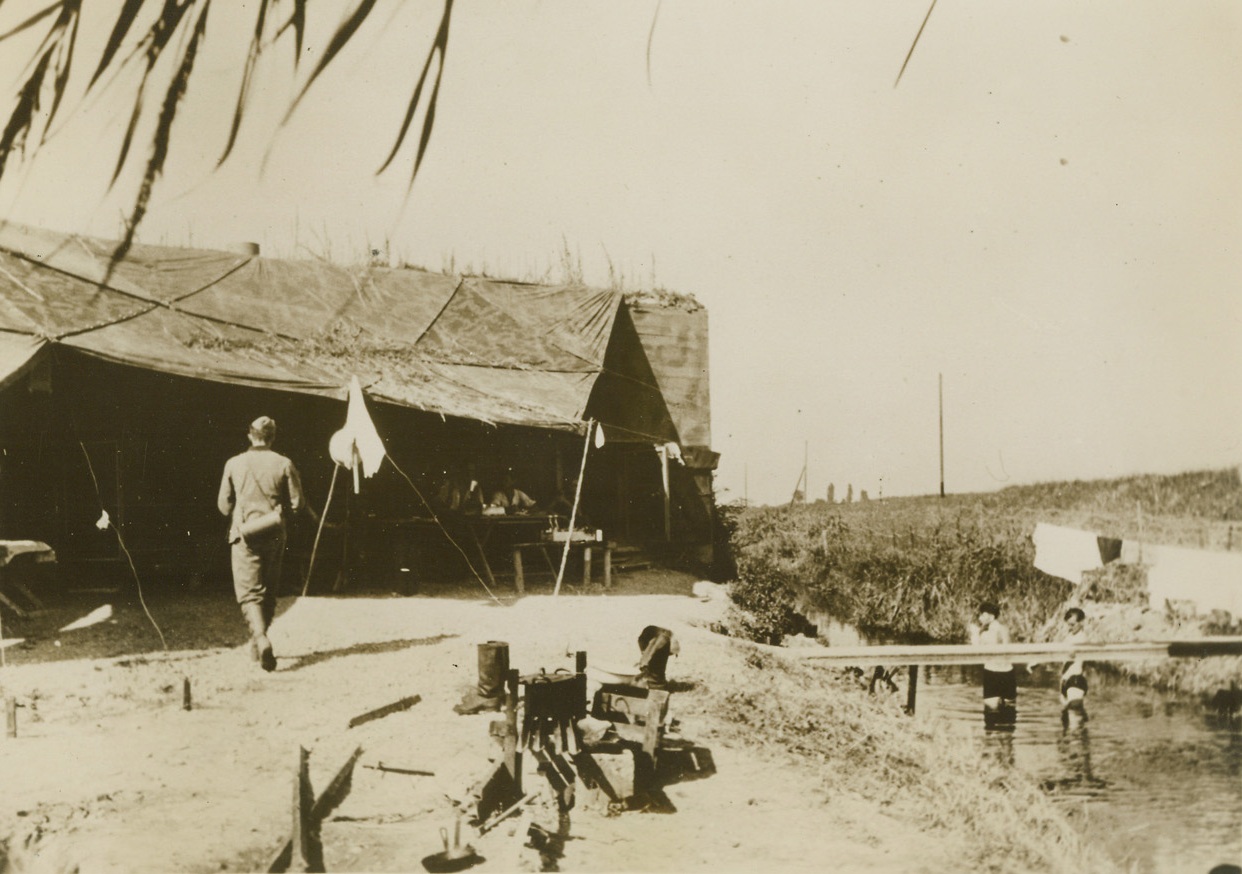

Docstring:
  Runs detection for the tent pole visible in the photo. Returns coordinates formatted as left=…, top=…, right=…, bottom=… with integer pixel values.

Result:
left=553, top=420, right=594, bottom=597
left=660, top=445, right=671, bottom=541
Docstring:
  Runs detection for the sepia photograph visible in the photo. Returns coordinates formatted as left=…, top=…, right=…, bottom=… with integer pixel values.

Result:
left=0, top=2, right=1239, bottom=872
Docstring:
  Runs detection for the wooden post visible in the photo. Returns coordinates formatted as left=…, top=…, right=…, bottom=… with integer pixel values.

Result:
left=503, top=669, right=522, bottom=795
left=603, top=545, right=612, bottom=589
left=575, top=649, right=589, bottom=751
left=642, top=690, right=670, bottom=761
left=5, top=698, right=16, bottom=738
left=513, top=548, right=525, bottom=595
left=583, top=546, right=592, bottom=587
left=906, top=665, right=918, bottom=715
left=182, top=676, right=192, bottom=712
left=289, top=746, right=313, bottom=873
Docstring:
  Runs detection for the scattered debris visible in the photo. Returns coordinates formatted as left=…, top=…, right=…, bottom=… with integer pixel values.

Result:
left=347, top=695, right=421, bottom=729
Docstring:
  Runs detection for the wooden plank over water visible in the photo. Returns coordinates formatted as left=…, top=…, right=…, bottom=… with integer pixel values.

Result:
left=797, top=637, right=1242, bottom=666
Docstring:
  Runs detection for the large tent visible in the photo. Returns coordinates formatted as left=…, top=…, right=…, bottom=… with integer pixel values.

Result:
left=0, top=223, right=716, bottom=587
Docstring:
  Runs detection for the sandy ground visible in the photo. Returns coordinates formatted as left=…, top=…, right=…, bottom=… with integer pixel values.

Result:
left=0, top=570, right=960, bottom=874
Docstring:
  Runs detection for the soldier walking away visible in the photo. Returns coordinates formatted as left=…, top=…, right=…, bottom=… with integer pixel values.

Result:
left=217, top=416, right=307, bottom=672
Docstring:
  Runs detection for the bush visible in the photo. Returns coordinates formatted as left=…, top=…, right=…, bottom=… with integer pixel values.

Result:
left=727, top=502, right=1070, bottom=644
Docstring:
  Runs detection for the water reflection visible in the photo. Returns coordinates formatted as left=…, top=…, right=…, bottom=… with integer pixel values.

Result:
left=915, top=665, right=1242, bottom=873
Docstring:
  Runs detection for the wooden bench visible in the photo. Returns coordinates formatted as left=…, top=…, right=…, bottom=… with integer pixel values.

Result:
left=0, top=541, right=55, bottom=618
left=511, top=540, right=612, bottom=593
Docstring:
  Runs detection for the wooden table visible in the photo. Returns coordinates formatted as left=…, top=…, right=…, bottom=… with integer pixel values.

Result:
left=0, top=540, right=56, bottom=617
left=511, top=539, right=612, bottom=594
left=382, top=514, right=560, bottom=589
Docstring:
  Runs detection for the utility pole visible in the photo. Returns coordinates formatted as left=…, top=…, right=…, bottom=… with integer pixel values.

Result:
left=939, top=373, right=945, bottom=498
left=789, top=442, right=808, bottom=507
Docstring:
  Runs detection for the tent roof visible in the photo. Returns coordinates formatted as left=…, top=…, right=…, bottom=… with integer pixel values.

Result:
left=0, top=223, right=677, bottom=438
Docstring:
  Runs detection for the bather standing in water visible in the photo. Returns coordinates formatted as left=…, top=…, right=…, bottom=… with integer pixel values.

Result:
left=970, top=600, right=1016, bottom=730
left=1060, top=606, right=1089, bottom=728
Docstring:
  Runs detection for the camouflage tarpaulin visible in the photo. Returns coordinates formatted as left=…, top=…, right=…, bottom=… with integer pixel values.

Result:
left=0, top=223, right=681, bottom=441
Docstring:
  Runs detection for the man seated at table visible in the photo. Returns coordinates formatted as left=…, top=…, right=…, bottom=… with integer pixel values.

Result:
left=488, top=471, right=537, bottom=515
left=435, top=463, right=484, bottom=515
left=544, top=476, right=590, bottom=527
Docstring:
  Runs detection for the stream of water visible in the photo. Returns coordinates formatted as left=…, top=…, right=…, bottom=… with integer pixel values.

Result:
left=913, top=665, right=1242, bottom=873
left=806, top=612, right=1242, bottom=870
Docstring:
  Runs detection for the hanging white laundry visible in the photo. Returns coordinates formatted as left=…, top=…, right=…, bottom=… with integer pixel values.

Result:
left=1120, top=539, right=1146, bottom=565
left=1032, top=523, right=1106, bottom=584
left=1146, top=545, right=1242, bottom=619
left=329, top=376, right=387, bottom=477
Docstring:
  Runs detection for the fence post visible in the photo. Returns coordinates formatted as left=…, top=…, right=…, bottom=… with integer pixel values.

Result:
left=289, top=746, right=313, bottom=873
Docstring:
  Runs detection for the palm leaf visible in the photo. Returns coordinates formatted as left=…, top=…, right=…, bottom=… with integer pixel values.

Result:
left=0, top=47, right=53, bottom=178
left=274, top=0, right=308, bottom=67
left=284, top=0, right=378, bottom=122
left=219, top=0, right=272, bottom=165
left=895, top=0, right=937, bottom=88
left=0, top=1, right=59, bottom=44
left=112, top=1, right=211, bottom=266
left=88, top=0, right=149, bottom=88
left=377, top=0, right=452, bottom=188
left=110, top=0, right=194, bottom=187
left=42, top=0, right=82, bottom=140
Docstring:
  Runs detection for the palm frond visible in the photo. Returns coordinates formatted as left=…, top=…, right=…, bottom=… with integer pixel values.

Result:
left=376, top=0, right=452, bottom=189
left=284, top=0, right=378, bottom=122
left=88, top=0, right=149, bottom=88
left=274, top=0, right=308, bottom=67
left=0, top=1, right=60, bottom=44
left=219, top=0, right=272, bottom=165
left=0, top=47, right=54, bottom=178
left=895, top=0, right=937, bottom=88
left=113, top=0, right=210, bottom=265
left=110, top=0, right=194, bottom=187
left=42, top=0, right=82, bottom=142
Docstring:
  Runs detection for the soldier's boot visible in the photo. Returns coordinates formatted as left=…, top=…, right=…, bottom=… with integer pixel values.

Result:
left=242, top=601, right=276, bottom=672
left=454, top=641, right=509, bottom=714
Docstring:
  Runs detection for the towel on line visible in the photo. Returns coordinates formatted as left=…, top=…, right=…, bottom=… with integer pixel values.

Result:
left=1033, top=523, right=1120, bottom=585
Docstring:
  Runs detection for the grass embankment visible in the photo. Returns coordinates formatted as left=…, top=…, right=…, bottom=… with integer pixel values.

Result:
left=694, top=648, right=1120, bottom=873
left=724, top=467, right=1242, bottom=694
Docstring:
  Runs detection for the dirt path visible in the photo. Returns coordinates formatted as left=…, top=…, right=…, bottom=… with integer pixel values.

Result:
left=0, top=573, right=960, bottom=873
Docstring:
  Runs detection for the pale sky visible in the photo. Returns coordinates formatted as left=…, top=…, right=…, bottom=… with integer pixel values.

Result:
left=1, top=1, right=1239, bottom=505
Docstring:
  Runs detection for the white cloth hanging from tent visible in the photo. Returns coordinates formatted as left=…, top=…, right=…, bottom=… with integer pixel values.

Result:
left=60, top=604, right=113, bottom=631
left=329, top=376, right=386, bottom=477
left=1032, top=523, right=1106, bottom=584
left=1146, top=545, right=1242, bottom=618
